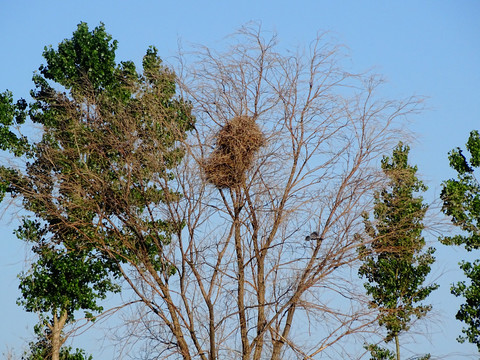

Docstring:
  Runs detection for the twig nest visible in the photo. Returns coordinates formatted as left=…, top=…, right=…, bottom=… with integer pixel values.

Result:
left=204, top=116, right=265, bottom=189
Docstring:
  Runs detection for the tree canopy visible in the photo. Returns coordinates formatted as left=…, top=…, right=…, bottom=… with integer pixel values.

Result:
left=359, top=142, right=437, bottom=360
left=0, top=22, right=195, bottom=359
left=441, top=129, right=480, bottom=350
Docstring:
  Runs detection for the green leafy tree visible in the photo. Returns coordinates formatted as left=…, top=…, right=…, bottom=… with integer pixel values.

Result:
left=359, top=143, right=438, bottom=360
left=16, top=218, right=119, bottom=360
left=0, top=22, right=194, bottom=358
left=440, top=129, right=480, bottom=350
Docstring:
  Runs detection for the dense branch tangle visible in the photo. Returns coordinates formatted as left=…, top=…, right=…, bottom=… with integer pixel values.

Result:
left=164, top=25, right=421, bottom=359
left=9, top=25, right=422, bottom=359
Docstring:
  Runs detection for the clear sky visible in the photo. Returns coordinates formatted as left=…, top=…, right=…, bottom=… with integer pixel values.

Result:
left=1, top=1, right=479, bottom=358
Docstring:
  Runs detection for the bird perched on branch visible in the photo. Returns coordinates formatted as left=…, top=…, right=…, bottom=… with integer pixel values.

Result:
left=305, top=231, right=322, bottom=242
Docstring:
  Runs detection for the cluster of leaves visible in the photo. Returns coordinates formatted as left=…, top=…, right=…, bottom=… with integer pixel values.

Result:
left=364, top=344, right=395, bottom=360
left=364, top=343, right=431, bottom=360
left=17, top=220, right=120, bottom=323
left=359, top=143, right=437, bottom=358
left=0, top=91, right=29, bottom=156
left=23, top=324, right=92, bottom=360
left=25, top=344, right=92, bottom=360
left=441, top=130, right=480, bottom=350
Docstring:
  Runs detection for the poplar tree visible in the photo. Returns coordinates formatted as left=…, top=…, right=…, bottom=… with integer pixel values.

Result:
left=441, top=129, right=480, bottom=350
left=17, top=221, right=115, bottom=360
left=359, top=143, right=437, bottom=360
left=0, top=22, right=194, bottom=359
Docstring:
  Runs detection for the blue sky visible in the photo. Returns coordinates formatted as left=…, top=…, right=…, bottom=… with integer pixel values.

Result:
left=1, top=1, right=479, bottom=358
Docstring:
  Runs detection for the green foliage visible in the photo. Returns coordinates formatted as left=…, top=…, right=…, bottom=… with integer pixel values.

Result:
left=17, top=236, right=120, bottom=322
left=359, top=142, right=438, bottom=354
left=441, top=130, right=480, bottom=350
left=39, top=22, right=118, bottom=97
left=24, top=332, right=93, bottom=360
left=365, top=343, right=431, bottom=360
left=25, top=345, right=92, bottom=360
left=364, top=344, right=395, bottom=360
left=24, top=319, right=93, bottom=359
left=0, top=90, right=29, bottom=156
left=15, top=217, right=119, bottom=359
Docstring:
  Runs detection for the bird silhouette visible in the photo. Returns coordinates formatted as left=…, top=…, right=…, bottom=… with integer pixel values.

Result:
left=305, top=231, right=322, bottom=241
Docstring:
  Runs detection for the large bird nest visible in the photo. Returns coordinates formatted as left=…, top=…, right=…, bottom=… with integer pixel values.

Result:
left=204, top=116, right=265, bottom=189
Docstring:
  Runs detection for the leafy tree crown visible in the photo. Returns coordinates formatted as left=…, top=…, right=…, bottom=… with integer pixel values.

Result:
left=359, top=142, right=437, bottom=343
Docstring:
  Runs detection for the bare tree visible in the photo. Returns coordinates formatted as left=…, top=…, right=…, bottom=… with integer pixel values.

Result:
left=3, top=23, right=423, bottom=360
left=148, top=24, right=421, bottom=359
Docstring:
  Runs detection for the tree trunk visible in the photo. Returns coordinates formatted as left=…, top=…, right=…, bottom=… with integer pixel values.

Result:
left=395, top=335, right=400, bottom=360
left=234, top=201, right=250, bottom=360
left=50, top=310, right=68, bottom=360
